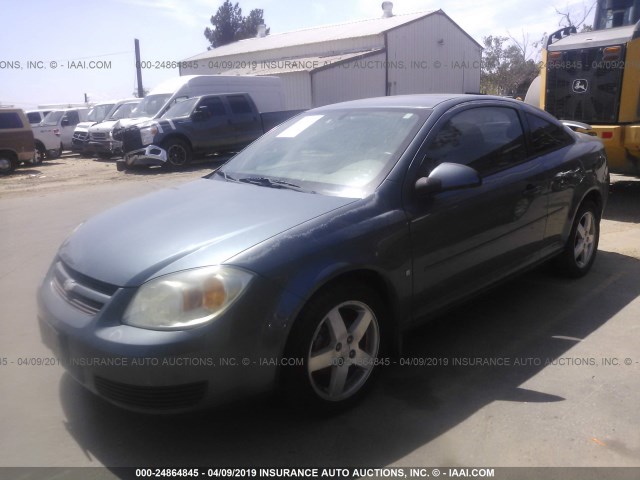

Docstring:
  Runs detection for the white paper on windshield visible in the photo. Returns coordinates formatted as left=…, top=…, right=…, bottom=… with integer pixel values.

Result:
left=277, top=115, right=324, bottom=138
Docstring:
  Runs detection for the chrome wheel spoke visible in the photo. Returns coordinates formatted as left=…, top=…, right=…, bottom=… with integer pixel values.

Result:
left=328, top=364, right=349, bottom=397
left=326, top=309, right=347, bottom=340
left=308, top=347, right=335, bottom=372
left=574, top=240, right=585, bottom=258
left=350, top=309, right=373, bottom=344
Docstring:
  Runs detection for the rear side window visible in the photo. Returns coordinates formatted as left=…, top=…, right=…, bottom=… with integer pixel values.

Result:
left=0, top=112, right=23, bottom=129
left=421, top=107, right=527, bottom=177
left=526, top=113, right=573, bottom=155
left=200, top=97, right=226, bottom=115
left=227, top=95, right=252, bottom=114
left=27, top=112, right=41, bottom=124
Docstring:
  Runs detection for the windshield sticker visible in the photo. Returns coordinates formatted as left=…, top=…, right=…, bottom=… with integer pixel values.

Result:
left=277, top=115, right=324, bottom=138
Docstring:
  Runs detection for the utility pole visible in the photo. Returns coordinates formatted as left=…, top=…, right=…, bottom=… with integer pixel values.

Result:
left=135, top=39, right=144, bottom=98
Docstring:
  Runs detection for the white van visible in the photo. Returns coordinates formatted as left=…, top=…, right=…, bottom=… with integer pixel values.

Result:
left=117, top=75, right=284, bottom=130
left=34, top=107, right=89, bottom=158
left=25, top=109, right=53, bottom=126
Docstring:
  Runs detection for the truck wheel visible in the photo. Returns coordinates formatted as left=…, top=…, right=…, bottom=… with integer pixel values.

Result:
left=34, top=142, right=46, bottom=163
left=0, top=153, right=18, bottom=175
left=163, top=139, right=191, bottom=169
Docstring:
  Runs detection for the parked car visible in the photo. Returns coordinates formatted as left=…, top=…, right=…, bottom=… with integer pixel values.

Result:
left=0, top=108, right=35, bottom=174
left=33, top=107, right=89, bottom=159
left=116, top=93, right=302, bottom=170
left=70, top=102, right=117, bottom=155
left=25, top=109, right=52, bottom=126
left=84, top=99, right=141, bottom=159
left=38, top=95, right=608, bottom=413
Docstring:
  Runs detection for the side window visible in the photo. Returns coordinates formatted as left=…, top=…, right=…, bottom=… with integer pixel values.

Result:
left=227, top=95, right=253, bottom=114
left=65, top=111, right=80, bottom=126
left=27, top=112, right=41, bottom=124
left=420, top=107, right=527, bottom=177
left=200, top=97, right=226, bottom=116
left=526, top=113, right=573, bottom=155
left=0, top=112, right=23, bottom=129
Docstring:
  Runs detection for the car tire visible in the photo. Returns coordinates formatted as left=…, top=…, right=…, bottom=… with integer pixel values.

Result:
left=281, top=282, right=387, bottom=413
left=34, top=144, right=46, bottom=164
left=554, top=200, right=600, bottom=278
left=0, top=153, right=18, bottom=175
left=162, top=138, right=192, bottom=169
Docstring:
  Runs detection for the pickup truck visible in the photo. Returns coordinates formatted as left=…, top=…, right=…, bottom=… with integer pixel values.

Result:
left=115, top=93, right=302, bottom=171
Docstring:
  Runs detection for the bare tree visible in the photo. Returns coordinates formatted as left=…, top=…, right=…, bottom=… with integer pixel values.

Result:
left=555, top=1, right=597, bottom=30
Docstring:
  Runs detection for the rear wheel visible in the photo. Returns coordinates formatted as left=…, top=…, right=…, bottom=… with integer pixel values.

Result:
left=163, top=139, right=192, bottom=169
left=0, top=153, right=18, bottom=175
left=554, top=200, right=600, bottom=277
left=34, top=143, right=46, bottom=164
left=281, top=283, right=386, bottom=413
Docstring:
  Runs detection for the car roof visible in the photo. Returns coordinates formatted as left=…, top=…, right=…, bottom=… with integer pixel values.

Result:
left=312, top=94, right=523, bottom=111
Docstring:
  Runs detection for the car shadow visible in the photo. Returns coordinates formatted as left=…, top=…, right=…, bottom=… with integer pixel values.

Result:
left=604, top=177, right=640, bottom=223
left=58, top=249, right=640, bottom=469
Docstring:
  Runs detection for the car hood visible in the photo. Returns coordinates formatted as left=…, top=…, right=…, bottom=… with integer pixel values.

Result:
left=75, top=121, right=97, bottom=131
left=113, top=117, right=150, bottom=130
left=59, top=179, right=355, bottom=287
left=89, top=120, right=118, bottom=133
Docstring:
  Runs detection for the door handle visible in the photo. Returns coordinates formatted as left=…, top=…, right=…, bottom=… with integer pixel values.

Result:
left=523, top=184, right=542, bottom=196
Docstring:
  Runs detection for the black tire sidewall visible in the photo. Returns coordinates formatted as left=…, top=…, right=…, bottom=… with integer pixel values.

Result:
left=558, top=200, right=600, bottom=277
left=163, top=139, right=191, bottom=169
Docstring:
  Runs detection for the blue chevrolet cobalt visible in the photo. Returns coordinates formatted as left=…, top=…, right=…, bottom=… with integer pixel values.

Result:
left=38, top=95, right=608, bottom=413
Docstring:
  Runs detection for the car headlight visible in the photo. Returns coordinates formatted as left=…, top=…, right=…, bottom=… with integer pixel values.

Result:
left=139, top=125, right=158, bottom=146
left=123, top=266, right=253, bottom=330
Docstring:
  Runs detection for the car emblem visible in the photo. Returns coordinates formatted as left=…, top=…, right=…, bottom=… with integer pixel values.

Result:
left=63, top=279, right=76, bottom=292
left=572, top=79, right=588, bottom=93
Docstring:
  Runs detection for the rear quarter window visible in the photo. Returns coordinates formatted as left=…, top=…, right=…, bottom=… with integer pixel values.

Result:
left=526, top=113, right=574, bottom=155
left=227, top=95, right=253, bottom=114
left=0, top=112, right=24, bottom=129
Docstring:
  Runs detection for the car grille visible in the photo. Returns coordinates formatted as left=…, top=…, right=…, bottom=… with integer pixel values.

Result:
left=95, top=377, right=207, bottom=410
left=73, top=131, right=88, bottom=141
left=120, top=127, right=143, bottom=153
left=90, top=132, right=108, bottom=141
left=51, top=261, right=117, bottom=315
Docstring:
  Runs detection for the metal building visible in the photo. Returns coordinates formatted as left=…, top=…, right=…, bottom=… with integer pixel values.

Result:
left=180, top=4, right=482, bottom=110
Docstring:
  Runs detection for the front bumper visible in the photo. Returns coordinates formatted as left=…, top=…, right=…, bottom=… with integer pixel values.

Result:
left=120, top=145, right=167, bottom=169
left=37, top=261, right=294, bottom=413
left=70, top=138, right=87, bottom=153
left=86, top=140, right=123, bottom=155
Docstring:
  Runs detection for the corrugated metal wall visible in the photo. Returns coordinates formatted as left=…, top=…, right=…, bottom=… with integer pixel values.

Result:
left=278, top=72, right=313, bottom=110
left=386, top=13, right=481, bottom=95
left=311, top=52, right=386, bottom=107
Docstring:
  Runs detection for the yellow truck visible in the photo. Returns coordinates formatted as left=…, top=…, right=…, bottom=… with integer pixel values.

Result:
left=529, top=0, right=640, bottom=174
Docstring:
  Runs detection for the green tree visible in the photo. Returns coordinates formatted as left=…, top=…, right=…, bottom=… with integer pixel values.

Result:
left=204, top=1, right=270, bottom=49
left=480, top=35, right=540, bottom=97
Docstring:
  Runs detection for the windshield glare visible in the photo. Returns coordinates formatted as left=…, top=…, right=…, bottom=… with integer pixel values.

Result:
left=161, top=98, right=198, bottom=119
left=87, top=104, right=115, bottom=123
left=42, top=111, right=64, bottom=126
left=108, top=102, right=140, bottom=120
left=131, top=94, right=171, bottom=118
left=219, top=109, right=426, bottom=197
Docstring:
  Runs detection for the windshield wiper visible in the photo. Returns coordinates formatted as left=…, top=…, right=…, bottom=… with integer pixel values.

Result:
left=238, top=176, right=315, bottom=193
left=213, top=170, right=239, bottom=182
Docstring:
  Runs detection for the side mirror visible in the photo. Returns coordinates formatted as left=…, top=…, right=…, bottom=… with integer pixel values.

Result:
left=192, top=106, right=211, bottom=121
left=61, top=118, right=70, bottom=127
left=415, top=162, right=481, bottom=197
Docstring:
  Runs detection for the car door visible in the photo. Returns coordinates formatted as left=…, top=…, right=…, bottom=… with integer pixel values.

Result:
left=60, top=110, right=80, bottom=149
left=188, top=96, right=233, bottom=152
left=405, top=104, right=549, bottom=320
left=224, top=94, right=263, bottom=147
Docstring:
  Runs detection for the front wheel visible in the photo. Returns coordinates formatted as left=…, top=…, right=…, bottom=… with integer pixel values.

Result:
left=554, top=200, right=600, bottom=277
left=162, top=139, right=192, bottom=169
left=281, top=283, right=386, bottom=413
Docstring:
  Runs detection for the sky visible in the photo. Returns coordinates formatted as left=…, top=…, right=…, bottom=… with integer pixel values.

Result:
left=0, top=0, right=595, bottom=109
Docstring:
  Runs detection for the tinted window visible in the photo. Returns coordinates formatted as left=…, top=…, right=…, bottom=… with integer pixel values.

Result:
left=0, top=112, right=23, bottom=129
left=27, top=112, right=41, bottom=124
left=421, top=107, right=527, bottom=177
left=200, top=97, right=226, bottom=115
left=65, top=111, right=80, bottom=126
left=526, top=113, right=573, bottom=155
left=227, top=95, right=252, bottom=114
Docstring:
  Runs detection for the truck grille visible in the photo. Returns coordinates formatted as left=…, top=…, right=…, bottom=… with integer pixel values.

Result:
left=546, top=45, right=624, bottom=124
left=95, top=377, right=207, bottom=410
left=90, top=132, right=108, bottom=141
left=120, top=127, right=143, bottom=154
left=73, top=131, right=88, bottom=141
left=51, top=261, right=117, bottom=315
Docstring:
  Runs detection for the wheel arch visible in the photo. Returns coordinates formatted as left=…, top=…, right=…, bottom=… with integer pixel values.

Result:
left=160, top=133, right=193, bottom=150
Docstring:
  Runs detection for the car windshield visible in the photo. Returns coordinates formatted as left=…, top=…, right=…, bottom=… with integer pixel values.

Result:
left=161, top=98, right=198, bottom=119
left=86, top=104, right=115, bottom=123
left=108, top=102, right=140, bottom=120
left=131, top=94, right=171, bottom=118
left=216, top=109, right=427, bottom=198
left=41, top=111, right=64, bottom=126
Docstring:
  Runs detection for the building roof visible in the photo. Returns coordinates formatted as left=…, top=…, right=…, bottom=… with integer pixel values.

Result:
left=186, top=10, right=439, bottom=61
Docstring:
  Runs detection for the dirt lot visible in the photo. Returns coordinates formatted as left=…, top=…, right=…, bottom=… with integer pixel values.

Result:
left=0, top=152, right=228, bottom=198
